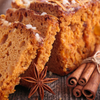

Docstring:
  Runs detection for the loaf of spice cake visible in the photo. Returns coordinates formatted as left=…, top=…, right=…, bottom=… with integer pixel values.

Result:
left=6, top=8, right=59, bottom=86
left=12, top=0, right=100, bottom=76
left=0, top=15, right=43, bottom=100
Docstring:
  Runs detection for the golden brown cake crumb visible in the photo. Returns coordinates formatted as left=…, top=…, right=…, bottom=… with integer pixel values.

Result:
left=6, top=8, right=59, bottom=73
left=5, top=8, right=59, bottom=87
left=12, top=0, right=100, bottom=76
left=0, top=16, right=42, bottom=99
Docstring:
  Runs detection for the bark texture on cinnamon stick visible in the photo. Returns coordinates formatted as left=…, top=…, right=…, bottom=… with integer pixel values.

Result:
left=78, top=63, right=96, bottom=86
left=66, top=64, right=86, bottom=87
left=78, top=44, right=100, bottom=86
left=82, top=68, right=100, bottom=100
left=73, top=85, right=83, bottom=97
left=94, top=44, right=100, bottom=53
left=67, top=44, right=100, bottom=100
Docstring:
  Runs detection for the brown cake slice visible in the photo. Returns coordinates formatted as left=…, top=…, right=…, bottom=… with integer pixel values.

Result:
left=6, top=8, right=59, bottom=73
left=12, top=0, right=100, bottom=76
left=0, top=16, right=43, bottom=100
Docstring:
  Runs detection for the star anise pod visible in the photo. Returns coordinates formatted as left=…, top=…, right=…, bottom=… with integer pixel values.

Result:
left=21, top=64, right=58, bottom=100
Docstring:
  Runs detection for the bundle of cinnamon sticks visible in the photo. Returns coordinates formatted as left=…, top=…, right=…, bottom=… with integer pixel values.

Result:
left=66, top=44, right=100, bottom=100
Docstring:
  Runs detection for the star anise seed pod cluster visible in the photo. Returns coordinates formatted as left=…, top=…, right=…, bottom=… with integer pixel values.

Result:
left=21, top=64, right=58, bottom=100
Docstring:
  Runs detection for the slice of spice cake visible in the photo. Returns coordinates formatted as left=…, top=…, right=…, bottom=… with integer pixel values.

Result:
left=12, top=0, right=100, bottom=76
left=6, top=8, right=59, bottom=85
left=0, top=16, right=43, bottom=100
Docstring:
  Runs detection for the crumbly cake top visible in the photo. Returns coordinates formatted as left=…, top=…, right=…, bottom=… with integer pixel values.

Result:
left=12, top=0, right=32, bottom=7
left=41, top=12, right=47, bottom=15
left=12, top=0, right=94, bottom=12
left=25, top=24, right=42, bottom=42
left=1, top=18, right=42, bottom=43
left=0, top=18, right=11, bottom=26
left=26, top=24, right=36, bottom=30
left=12, top=0, right=92, bottom=4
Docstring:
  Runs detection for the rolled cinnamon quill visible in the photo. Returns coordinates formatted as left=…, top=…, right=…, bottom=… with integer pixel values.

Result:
left=78, top=44, right=100, bottom=86
left=66, top=63, right=86, bottom=87
left=82, top=68, right=100, bottom=100
left=78, top=63, right=96, bottom=86
left=73, top=85, right=83, bottom=98
left=94, top=44, right=100, bottom=53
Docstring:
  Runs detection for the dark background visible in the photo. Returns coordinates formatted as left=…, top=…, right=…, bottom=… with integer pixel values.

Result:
left=0, top=0, right=100, bottom=100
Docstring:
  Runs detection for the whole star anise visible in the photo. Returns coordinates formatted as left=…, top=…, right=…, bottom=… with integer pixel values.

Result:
left=21, top=64, right=58, bottom=100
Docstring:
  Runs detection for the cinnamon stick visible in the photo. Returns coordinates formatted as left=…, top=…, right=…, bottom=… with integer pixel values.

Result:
left=78, top=44, right=100, bottom=86
left=66, top=63, right=86, bottom=87
left=78, top=63, right=96, bottom=86
left=73, top=85, right=83, bottom=98
left=94, top=44, right=100, bottom=53
left=82, top=68, right=100, bottom=100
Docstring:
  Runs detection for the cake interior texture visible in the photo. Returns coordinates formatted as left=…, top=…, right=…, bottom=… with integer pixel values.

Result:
left=12, top=0, right=100, bottom=76
left=6, top=8, right=59, bottom=73
left=0, top=16, right=41, bottom=99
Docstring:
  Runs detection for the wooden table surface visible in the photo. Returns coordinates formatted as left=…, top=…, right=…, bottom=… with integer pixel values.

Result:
left=9, top=73, right=100, bottom=100
left=0, top=0, right=100, bottom=100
